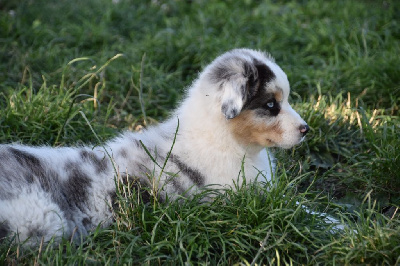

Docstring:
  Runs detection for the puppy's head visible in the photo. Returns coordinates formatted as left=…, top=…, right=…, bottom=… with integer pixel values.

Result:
left=208, top=49, right=309, bottom=149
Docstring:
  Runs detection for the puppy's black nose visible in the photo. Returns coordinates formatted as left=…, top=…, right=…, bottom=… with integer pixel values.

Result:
left=299, top=125, right=310, bottom=136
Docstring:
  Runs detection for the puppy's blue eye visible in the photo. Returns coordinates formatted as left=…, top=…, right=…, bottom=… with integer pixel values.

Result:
left=266, top=101, right=275, bottom=108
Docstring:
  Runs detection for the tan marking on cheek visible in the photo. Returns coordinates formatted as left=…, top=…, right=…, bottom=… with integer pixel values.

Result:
left=229, top=110, right=283, bottom=147
left=274, top=90, right=283, bottom=102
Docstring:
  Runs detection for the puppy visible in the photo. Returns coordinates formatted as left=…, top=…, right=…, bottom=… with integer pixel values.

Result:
left=0, top=49, right=309, bottom=246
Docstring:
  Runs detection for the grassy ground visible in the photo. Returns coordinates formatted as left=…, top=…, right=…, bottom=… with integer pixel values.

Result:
left=0, top=0, right=399, bottom=264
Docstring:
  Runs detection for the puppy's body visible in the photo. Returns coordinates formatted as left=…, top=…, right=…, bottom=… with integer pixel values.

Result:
left=0, top=49, right=308, bottom=245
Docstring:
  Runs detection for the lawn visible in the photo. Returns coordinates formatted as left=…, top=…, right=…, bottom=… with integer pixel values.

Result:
left=0, top=0, right=399, bottom=264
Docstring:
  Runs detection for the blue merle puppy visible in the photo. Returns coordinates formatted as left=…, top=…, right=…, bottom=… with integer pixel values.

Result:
left=0, top=49, right=309, bottom=246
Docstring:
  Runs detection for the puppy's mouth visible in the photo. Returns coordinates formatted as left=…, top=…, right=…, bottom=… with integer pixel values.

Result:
left=271, top=135, right=306, bottom=149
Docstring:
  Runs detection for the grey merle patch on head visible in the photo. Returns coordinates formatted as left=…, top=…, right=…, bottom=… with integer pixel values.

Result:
left=213, top=53, right=277, bottom=119
left=211, top=59, right=243, bottom=83
left=240, top=59, right=282, bottom=117
left=210, top=53, right=275, bottom=88
left=243, top=59, right=276, bottom=101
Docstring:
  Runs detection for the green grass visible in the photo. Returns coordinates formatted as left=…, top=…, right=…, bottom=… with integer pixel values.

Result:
left=1, top=0, right=399, bottom=264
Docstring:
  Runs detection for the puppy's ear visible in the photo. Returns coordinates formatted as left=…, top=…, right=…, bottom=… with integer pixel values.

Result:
left=220, top=74, right=247, bottom=119
left=220, top=62, right=258, bottom=119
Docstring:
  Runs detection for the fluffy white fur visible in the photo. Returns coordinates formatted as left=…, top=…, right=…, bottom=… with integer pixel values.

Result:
left=0, top=49, right=310, bottom=246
